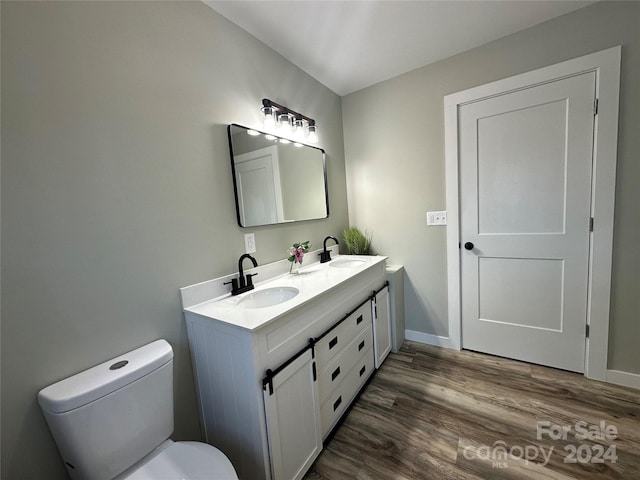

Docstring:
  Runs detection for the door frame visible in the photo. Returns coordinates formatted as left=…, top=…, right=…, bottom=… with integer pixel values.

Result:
left=443, top=46, right=621, bottom=381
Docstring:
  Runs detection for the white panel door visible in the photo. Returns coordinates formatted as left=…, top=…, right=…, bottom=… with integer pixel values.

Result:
left=459, top=72, right=596, bottom=373
left=263, top=349, right=322, bottom=480
left=235, top=146, right=284, bottom=226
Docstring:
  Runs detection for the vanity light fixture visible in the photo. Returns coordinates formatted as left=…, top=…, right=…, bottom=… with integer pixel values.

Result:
left=261, top=98, right=318, bottom=144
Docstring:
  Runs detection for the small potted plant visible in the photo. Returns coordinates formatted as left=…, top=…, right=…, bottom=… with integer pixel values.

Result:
left=343, top=227, right=373, bottom=255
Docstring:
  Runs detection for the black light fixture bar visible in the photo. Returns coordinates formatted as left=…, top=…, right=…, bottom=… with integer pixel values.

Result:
left=262, top=98, right=316, bottom=126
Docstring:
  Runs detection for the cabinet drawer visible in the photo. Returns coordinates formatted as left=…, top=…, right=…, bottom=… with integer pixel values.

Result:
left=318, top=324, right=373, bottom=404
left=316, top=302, right=372, bottom=367
left=320, top=348, right=374, bottom=438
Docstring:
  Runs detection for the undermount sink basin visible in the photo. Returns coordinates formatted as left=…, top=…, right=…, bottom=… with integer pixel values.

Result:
left=329, top=258, right=367, bottom=268
left=239, top=287, right=300, bottom=309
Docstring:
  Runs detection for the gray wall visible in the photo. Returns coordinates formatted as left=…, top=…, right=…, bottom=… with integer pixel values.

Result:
left=1, top=2, right=348, bottom=478
left=342, top=1, right=639, bottom=373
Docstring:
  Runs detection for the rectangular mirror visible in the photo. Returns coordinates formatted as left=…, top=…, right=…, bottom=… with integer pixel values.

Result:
left=228, top=124, right=329, bottom=227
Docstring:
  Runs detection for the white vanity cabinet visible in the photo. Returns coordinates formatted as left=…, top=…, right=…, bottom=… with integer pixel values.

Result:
left=182, top=255, right=392, bottom=480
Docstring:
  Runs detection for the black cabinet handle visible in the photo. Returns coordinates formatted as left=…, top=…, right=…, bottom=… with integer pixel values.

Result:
left=331, top=366, right=341, bottom=381
left=356, top=315, right=363, bottom=325
left=464, top=242, right=474, bottom=250
left=333, top=396, right=342, bottom=411
left=359, top=365, right=366, bottom=377
left=329, top=336, right=338, bottom=349
left=358, top=340, right=365, bottom=351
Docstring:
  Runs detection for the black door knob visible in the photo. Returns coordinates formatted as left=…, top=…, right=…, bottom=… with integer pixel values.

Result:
left=464, top=242, right=474, bottom=250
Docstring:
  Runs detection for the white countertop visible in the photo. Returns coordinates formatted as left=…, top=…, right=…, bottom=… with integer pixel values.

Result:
left=183, top=255, right=387, bottom=331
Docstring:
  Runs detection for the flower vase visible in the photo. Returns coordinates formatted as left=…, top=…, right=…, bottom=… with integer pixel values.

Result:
left=290, top=262, right=301, bottom=274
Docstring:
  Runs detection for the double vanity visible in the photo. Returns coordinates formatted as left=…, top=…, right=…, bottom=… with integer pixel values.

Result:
left=180, top=246, right=392, bottom=480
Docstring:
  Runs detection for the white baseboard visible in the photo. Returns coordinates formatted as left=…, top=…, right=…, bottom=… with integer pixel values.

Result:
left=606, top=369, right=640, bottom=390
left=405, top=329, right=458, bottom=350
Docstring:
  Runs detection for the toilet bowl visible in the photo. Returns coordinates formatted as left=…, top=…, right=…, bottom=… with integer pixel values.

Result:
left=38, top=339, right=238, bottom=480
left=115, top=441, right=237, bottom=480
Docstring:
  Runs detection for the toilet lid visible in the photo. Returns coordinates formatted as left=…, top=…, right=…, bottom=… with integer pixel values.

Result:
left=123, top=441, right=238, bottom=480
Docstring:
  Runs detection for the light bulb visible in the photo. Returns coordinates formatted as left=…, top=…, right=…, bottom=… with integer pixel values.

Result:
left=247, top=129, right=260, bottom=136
left=307, top=124, right=318, bottom=144
left=261, top=106, right=276, bottom=130
left=294, top=119, right=307, bottom=141
left=278, top=113, right=293, bottom=135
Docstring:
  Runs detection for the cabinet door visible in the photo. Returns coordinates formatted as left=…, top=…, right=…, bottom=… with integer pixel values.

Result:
left=372, top=286, right=392, bottom=368
left=263, top=349, right=322, bottom=480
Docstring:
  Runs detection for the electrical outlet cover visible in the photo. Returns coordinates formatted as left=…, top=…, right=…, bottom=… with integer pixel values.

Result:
left=426, top=211, right=447, bottom=226
left=244, top=233, right=256, bottom=253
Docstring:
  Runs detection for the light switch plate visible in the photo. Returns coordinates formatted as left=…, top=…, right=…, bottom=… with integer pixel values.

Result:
left=244, top=233, right=256, bottom=253
left=426, top=211, right=447, bottom=226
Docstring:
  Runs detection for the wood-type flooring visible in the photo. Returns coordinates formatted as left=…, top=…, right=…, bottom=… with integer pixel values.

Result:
left=304, top=341, right=640, bottom=480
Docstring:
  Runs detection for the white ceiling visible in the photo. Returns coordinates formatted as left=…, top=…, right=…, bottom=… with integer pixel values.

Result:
left=205, top=0, right=594, bottom=96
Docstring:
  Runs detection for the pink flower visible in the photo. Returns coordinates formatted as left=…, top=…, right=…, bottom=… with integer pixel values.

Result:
left=287, top=241, right=310, bottom=266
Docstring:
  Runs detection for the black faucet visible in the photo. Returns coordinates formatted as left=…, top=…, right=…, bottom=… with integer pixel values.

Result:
left=225, top=254, right=259, bottom=296
left=319, top=236, right=339, bottom=263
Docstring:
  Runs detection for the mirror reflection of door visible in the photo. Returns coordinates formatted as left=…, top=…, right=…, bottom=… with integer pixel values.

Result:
left=234, top=146, right=285, bottom=226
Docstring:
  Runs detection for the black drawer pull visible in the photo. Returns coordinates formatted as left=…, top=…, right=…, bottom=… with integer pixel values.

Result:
left=331, top=366, right=341, bottom=381
left=333, top=396, right=342, bottom=411
left=329, top=336, right=338, bottom=349
left=359, top=365, right=366, bottom=377
left=358, top=340, right=365, bottom=351
left=356, top=315, right=363, bottom=325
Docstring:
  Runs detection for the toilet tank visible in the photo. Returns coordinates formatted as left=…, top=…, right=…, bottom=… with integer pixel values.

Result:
left=38, top=340, right=174, bottom=480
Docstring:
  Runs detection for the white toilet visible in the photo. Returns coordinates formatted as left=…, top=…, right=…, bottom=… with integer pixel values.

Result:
left=38, top=339, right=238, bottom=480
